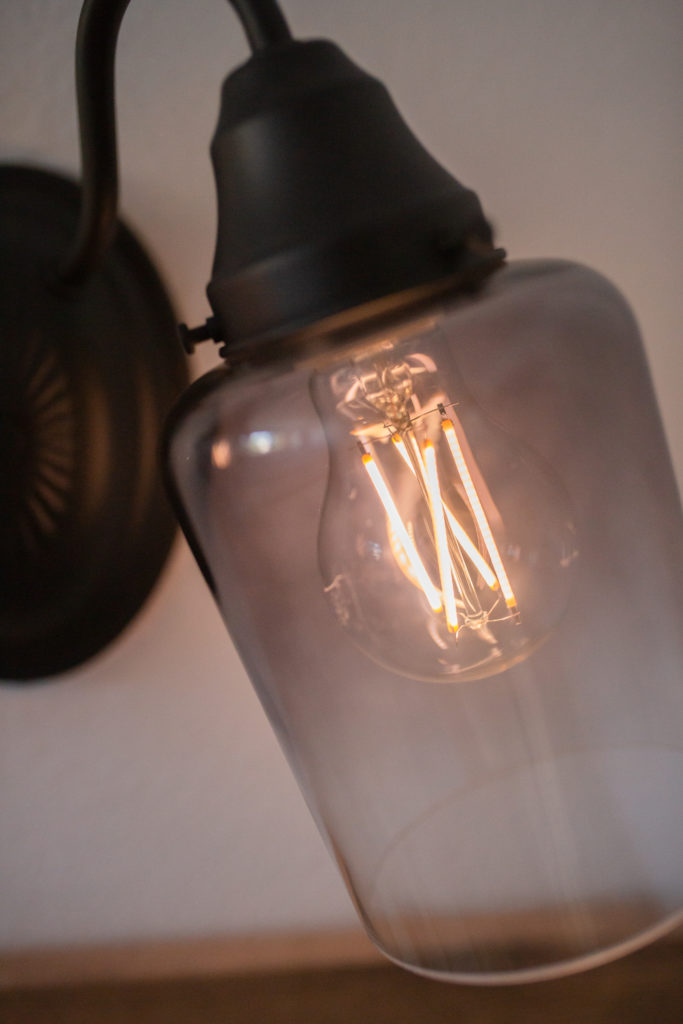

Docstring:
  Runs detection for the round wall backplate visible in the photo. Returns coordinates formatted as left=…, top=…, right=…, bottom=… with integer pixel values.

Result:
left=0, top=165, right=189, bottom=681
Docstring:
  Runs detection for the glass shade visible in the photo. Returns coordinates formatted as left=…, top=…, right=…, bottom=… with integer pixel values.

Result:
left=166, top=260, right=683, bottom=983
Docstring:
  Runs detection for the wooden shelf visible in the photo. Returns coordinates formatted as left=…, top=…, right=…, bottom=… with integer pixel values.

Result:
left=1, top=929, right=681, bottom=1023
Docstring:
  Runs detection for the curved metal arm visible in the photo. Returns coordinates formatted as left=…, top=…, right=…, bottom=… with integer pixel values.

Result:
left=59, top=0, right=292, bottom=287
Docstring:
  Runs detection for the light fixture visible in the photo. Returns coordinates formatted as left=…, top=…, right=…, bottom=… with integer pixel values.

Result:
left=2, top=0, right=682, bottom=985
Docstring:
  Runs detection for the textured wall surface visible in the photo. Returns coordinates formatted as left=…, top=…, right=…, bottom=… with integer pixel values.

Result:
left=0, top=0, right=681, bottom=950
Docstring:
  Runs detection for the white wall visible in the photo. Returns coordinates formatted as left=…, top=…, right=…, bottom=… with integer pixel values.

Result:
left=0, top=0, right=680, bottom=950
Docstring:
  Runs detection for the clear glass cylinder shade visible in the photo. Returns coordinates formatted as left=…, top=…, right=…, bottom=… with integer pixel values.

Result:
left=166, top=260, right=683, bottom=983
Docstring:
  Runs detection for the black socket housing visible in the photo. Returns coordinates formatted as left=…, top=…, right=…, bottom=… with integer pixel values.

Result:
left=207, top=40, right=502, bottom=361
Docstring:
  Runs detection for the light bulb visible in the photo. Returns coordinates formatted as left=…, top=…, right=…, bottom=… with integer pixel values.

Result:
left=311, top=312, right=578, bottom=682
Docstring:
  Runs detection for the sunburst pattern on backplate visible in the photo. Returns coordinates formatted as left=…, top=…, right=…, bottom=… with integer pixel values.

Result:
left=4, top=331, right=76, bottom=560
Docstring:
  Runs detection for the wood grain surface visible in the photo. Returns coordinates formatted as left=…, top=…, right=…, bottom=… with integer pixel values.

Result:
left=1, top=933, right=681, bottom=1024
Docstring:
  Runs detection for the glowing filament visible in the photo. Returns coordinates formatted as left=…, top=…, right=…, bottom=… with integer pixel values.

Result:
left=391, top=433, right=413, bottom=471
left=443, top=506, right=499, bottom=591
left=361, top=452, right=442, bottom=612
left=392, top=434, right=498, bottom=590
left=423, top=441, right=459, bottom=633
left=441, top=418, right=517, bottom=610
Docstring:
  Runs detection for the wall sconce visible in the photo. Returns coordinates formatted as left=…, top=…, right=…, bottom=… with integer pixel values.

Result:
left=1, top=0, right=681, bottom=985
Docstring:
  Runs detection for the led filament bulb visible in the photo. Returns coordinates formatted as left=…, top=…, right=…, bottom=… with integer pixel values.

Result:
left=360, top=413, right=519, bottom=637
left=312, top=319, right=578, bottom=682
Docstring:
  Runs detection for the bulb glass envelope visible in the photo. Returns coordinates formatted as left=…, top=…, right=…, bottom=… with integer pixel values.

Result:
left=166, top=259, right=683, bottom=983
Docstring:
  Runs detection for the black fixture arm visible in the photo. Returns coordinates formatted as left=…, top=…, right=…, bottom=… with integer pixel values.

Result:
left=59, top=0, right=292, bottom=287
